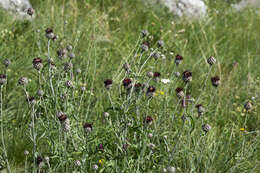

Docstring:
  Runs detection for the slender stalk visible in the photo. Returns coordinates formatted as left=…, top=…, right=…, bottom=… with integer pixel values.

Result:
left=0, top=86, right=12, bottom=173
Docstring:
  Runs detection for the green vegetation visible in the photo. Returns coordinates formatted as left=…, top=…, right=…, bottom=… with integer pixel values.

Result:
left=0, top=0, right=259, bottom=172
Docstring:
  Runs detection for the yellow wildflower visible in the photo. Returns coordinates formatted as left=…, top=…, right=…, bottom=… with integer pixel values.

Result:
left=240, top=128, right=245, bottom=131
left=98, top=159, right=104, bottom=165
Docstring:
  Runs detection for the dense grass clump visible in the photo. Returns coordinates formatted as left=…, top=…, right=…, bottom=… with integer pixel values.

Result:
left=0, top=0, right=259, bottom=172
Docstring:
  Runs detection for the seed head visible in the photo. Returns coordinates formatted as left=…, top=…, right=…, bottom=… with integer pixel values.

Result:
left=104, top=79, right=113, bottom=89
left=27, top=8, right=34, bottom=16
left=183, top=70, right=192, bottom=83
left=207, top=56, right=216, bottom=66
left=66, top=80, right=74, bottom=88
left=64, top=62, right=73, bottom=72
left=147, top=71, right=154, bottom=78
left=57, top=48, right=68, bottom=59
left=148, top=133, right=153, bottom=138
left=74, top=160, right=81, bottom=167
left=92, top=164, right=98, bottom=171
left=68, top=52, right=75, bottom=59
left=58, top=113, right=70, bottom=132
left=140, top=41, right=149, bottom=52
left=103, top=112, right=109, bottom=118
left=75, top=68, right=81, bottom=74
left=175, top=71, right=180, bottom=77
left=196, top=104, right=205, bottom=117
left=66, top=45, right=73, bottom=51
left=0, top=74, right=7, bottom=85
left=3, top=59, right=11, bottom=67
left=147, top=143, right=156, bottom=150
left=80, top=86, right=86, bottom=92
left=151, top=52, right=161, bottom=59
left=211, top=76, right=220, bottom=87
left=161, top=168, right=167, bottom=173
left=24, top=150, right=29, bottom=156
left=32, top=57, right=43, bottom=70
left=37, top=89, right=44, bottom=97
left=167, top=166, right=176, bottom=173
left=157, top=40, right=164, bottom=48
left=175, top=54, right=183, bottom=65
left=18, top=77, right=29, bottom=86
left=202, top=123, right=211, bottom=133
left=28, top=96, right=36, bottom=105
left=141, top=30, right=149, bottom=37
left=123, top=63, right=130, bottom=72
left=244, top=101, right=252, bottom=111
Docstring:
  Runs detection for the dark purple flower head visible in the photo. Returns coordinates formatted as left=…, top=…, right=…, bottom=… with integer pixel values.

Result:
left=175, top=87, right=184, bottom=98
left=27, top=96, right=36, bottom=105
left=45, top=28, right=53, bottom=34
left=36, top=156, right=43, bottom=167
left=144, top=116, right=153, bottom=125
left=83, top=123, right=93, bottom=130
left=104, top=79, right=113, bottom=89
left=153, top=72, right=161, bottom=78
left=58, top=114, right=67, bottom=122
left=211, top=76, right=220, bottom=87
left=27, top=8, right=34, bottom=16
left=33, top=57, right=42, bottom=64
left=122, top=78, right=132, bottom=89
left=98, top=144, right=104, bottom=152
left=134, top=83, right=143, bottom=92
left=0, top=74, right=6, bottom=79
left=146, top=86, right=156, bottom=97
left=175, top=54, right=183, bottom=65
left=207, top=56, right=216, bottom=66
left=183, top=70, right=192, bottom=83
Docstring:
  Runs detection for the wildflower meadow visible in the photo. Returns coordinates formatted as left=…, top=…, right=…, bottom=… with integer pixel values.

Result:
left=0, top=0, right=259, bottom=172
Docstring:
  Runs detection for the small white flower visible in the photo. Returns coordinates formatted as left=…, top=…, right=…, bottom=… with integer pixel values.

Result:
left=161, top=79, right=170, bottom=84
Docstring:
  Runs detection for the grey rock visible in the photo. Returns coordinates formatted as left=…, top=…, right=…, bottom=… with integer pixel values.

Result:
left=148, top=0, right=207, bottom=20
left=232, top=0, right=260, bottom=11
left=0, top=0, right=34, bottom=20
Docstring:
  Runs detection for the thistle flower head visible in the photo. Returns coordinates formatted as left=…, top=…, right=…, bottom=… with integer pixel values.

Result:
left=0, top=74, right=7, bottom=85
left=32, top=57, right=43, bottom=70
left=66, top=80, right=74, bottom=88
left=183, top=70, right=192, bottom=83
left=83, top=123, right=93, bottom=133
left=122, top=78, right=132, bottom=89
left=98, top=144, right=104, bottom=152
left=196, top=104, right=205, bottom=116
left=157, top=40, right=164, bottom=48
left=27, top=7, right=35, bottom=16
left=18, top=77, right=29, bottom=86
left=141, top=30, right=149, bottom=37
left=207, top=56, right=216, bottom=66
left=202, top=123, right=211, bottom=133
left=45, top=28, right=55, bottom=39
left=175, top=87, right=184, bottom=99
left=146, top=86, right=156, bottom=97
left=64, top=62, right=73, bottom=72
left=104, top=79, right=113, bottom=89
left=36, top=156, right=43, bottom=168
left=144, top=115, right=153, bottom=125
left=175, top=54, right=183, bottom=65
left=153, top=72, right=161, bottom=78
left=244, top=101, right=252, bottom=111
left=3, top=59, right=11, bottom=67
left=211, top=76, right=220, bottom=87
left=28, top=96, right=36, bottom=105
